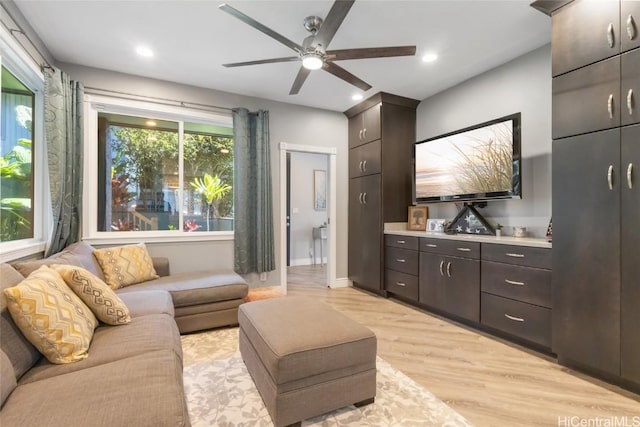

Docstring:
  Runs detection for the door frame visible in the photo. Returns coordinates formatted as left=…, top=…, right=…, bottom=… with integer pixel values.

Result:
left=278, top=142, right=337, bottom=293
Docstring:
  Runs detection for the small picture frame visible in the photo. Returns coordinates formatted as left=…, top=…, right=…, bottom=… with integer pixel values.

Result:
left=427, top=218, right=446, bottom=233
left=407, top=206, right=428, bottom=231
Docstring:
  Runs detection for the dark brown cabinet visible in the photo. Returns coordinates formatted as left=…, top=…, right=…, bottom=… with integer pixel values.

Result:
left=621, top=0, right=640, bottom=53
left=621, top=49, right=640, bottom=126
left=345, top=93, right=418, bottom=294
left=384, top=235, right=419, bottom=301
left=551, top=0, right=620, bottom=76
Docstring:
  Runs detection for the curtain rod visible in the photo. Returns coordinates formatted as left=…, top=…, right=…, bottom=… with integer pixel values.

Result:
left=0, top=4, right=54, bottom=72
left=84, top=86, right=234, bottom=114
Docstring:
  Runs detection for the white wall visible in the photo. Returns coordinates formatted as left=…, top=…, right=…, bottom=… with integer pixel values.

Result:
left=416, top=44, right=552, bottom=237
left=60, top=62, right=349, bottom=287
left=289, top=152, right=328, bottom=265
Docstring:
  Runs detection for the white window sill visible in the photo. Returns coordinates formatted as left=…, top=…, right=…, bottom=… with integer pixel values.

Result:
left=82, top=231, right=234, bottom=246
left=0, top=240, right=47, bottom=263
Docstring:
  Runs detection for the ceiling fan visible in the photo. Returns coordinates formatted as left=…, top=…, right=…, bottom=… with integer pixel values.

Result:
left=219, top=0, right=416, bottom=95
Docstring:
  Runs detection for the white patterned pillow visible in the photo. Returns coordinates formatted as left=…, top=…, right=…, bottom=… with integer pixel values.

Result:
left=3, top=266, right=98, bottom=364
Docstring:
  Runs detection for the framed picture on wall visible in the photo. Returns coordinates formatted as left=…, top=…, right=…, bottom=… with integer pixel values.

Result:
left=314, top=170, right=327, bottom=210
left=407, top=206, right=428, bottom=231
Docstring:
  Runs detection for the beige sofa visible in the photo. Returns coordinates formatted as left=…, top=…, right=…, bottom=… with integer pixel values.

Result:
left=0, top=241, right=248, bottom=426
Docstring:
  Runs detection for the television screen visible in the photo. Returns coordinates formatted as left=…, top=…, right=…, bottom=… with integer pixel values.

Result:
left=414, top=113, right=521, bottom=204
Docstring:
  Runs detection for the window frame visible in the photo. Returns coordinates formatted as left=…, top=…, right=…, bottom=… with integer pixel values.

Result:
left=83, top=94, right=235, bottom=244
left=0, top=25, right=47, bottom=262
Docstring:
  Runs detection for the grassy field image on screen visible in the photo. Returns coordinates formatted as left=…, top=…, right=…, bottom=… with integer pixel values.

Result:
left=415, top=120, right=513, bottom=199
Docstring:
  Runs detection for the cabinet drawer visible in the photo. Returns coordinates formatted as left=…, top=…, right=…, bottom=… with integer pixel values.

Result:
left=349, top=140, right=381, bottom=178
left=553, top=56, right=620, bottom=139
left=551, top=0, right=620, bottom=76
left=385, top=269, right=418, bottom=301
left=481, top=293, right=551, bottom=348
left=482, top=244, right=551, bottom=269
left=621, top=0, right=640, bottom=53
left=385, top=247, right=419, bottom=275
left=385, top=234, right=419, bottom=250
left=622, top=49, right=640, bottom=126
left=481, top=261, right=552, bottom=308
left=420, top=238, right=480, bottom=259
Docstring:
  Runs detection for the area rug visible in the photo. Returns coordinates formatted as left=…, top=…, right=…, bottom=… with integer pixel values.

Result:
left=182, top=328, right=473, bottom=426
left=243, top=286, right=285, bottom=302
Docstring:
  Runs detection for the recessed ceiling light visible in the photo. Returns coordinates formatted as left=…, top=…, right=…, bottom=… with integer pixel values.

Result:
left=422, top=53, right=438, bottom=63
left=351, top=94, right=363, bottom=101
left=136, top=46, right=154, bottom=58
left=146, top=120, right=157, bottom=127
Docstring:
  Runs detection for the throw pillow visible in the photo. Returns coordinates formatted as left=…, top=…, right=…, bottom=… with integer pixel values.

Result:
left=93, top=243, right=159, bottom=290
left=50, top=264, right=131, bottom=325
left=3, top=266, right=98, bottom=364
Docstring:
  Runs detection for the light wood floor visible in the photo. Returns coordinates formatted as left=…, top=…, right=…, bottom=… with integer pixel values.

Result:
left=285, top=266, right=640, bottom=427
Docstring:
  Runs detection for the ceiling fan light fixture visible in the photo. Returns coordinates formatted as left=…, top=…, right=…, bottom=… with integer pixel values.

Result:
left=351, top=94, right=363, bottom=101
left=302, top=53, right=323, bottom=70
left=422, top=52, right=438, bottom=63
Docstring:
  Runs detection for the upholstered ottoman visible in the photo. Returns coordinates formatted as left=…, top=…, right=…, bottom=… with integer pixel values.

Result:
left=238, top=296, right=377, bottom=427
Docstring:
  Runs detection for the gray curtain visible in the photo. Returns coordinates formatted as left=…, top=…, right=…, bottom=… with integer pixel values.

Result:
left=44, top=68, right=84, bottom=256
left=232, top=108, right=275, bottom=274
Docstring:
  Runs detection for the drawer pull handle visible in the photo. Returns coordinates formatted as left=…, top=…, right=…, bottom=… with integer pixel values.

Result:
left=396, top=259, right=406, bottom=263
left=505, top=279, right=525, bottom=286
left=608, top=94, right=614, bottom=119
left=607, top=22, right=615, bottom=48
left=396, top=282, right=406, bottom=287
left=505, top=253, right=525, bottom=258
left=628, top=89, right=634, bottom=116
left=446, top=262, right=452, bottom=278
left=363, top=128, right=367, bottom=139
left=362, top=160, right=367, bottom=171
left=397, top=240, right=406, bottom=244
left=456, top=247, right=471, bottom=252
left=362, top=192, right=367, bottom=204
left=608, top=165, right=614, bottom=191
left=439, top=260, right=444, bottom=276
left=505, top=314, right=525, bottom=322
left=628, top=163, right=634, bottom=190
left=358, top=160, right=364, bottom=172
left=426, top=243, right=438, bottom=248
left=628, top=14, right=637, bottom=40
left=359, top=129, right=363, bottom=140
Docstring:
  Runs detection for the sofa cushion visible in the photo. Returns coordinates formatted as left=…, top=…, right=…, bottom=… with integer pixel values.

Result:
left=0, top=349, right=16, bottom=408
left=1, top=350, right=189, bottom=427
left=117, top=290, right=174, bottom=318
left=50, top=264, right=131, bottom=326
left=12, top=252, right=83, bottom=278
left=19, top=313, right=181, bottom=385
left=3, top=266, right=98, bottom=364
left=115, top=270, right=248, bottom=307
left=55, top=241, right=106, bottom=281
left=93, top=243, right=159, bottom=289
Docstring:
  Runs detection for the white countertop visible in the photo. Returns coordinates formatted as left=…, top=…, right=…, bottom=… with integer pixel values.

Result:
left=384, top=223, right=552, bottom=249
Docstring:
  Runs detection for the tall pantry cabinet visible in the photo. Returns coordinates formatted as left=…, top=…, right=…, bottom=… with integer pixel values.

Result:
left=344, top=93, right=419, bottom=294
left=536, top=0, right=640, bottom=388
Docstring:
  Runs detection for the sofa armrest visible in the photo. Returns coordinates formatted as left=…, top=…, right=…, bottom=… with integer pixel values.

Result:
left=152, top=257, right=170, bottom=277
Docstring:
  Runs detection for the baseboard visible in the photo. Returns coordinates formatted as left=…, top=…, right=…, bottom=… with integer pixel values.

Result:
left=288, top=258, right=313, bottom=266
left=331, top=277, right=352, bottom=288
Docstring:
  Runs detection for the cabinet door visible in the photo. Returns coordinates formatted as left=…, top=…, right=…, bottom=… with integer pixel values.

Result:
left=621, top=124, right=640, bottom=383
left=552, top=128, right=621, bottom=375
left=362, top=103, right=381, bottom=143
left=552, top=56, right=620, bottom=139
left=442, top=256, right=480, bottom=322
left=551, top=0, right=620, bottom=76
left=348, top=113, right=365, bottom=149
left=621, top=0, right=640, bottom=53
left=349, top=140, right=381, bottom=178
left=621, top=49, right=640, bottom=126
left=419, top=252, right=446, bottom=310
left=349, top=175, right=381, bottom=292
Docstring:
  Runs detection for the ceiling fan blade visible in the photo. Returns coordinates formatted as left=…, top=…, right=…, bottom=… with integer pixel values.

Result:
left=223, top=57, right=300, bottom=68
left=314, top=0, right=355, bottom=49
left=289, top=67, right=311, bottom=95
left=327, top=46, right=417, bottom=61
left=219, top=3, right=304, bottom=53
left=322, top=62, right=372, bottom=91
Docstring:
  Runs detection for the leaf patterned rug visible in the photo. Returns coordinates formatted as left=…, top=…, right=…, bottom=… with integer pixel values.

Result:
left=182, top=327, right=473, bottom=427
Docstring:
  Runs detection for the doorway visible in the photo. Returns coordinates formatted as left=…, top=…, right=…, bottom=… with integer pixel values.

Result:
left=279, top=143, right=337, bottom=293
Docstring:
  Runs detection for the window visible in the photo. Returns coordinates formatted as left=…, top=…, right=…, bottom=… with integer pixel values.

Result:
left=0, top=25, right=46, bottom=261
left=85, top=96, right=234, bottom=241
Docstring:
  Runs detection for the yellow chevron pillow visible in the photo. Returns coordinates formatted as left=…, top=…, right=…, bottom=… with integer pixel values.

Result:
left=93, top=243, right=159, bottom=290
left=51, top=264, right=131, bottom=325
left=3, top=266, right=98, bottom=364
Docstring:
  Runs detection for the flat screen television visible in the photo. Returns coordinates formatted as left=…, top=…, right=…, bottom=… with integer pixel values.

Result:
left=414, top=112, right=521, bottom=204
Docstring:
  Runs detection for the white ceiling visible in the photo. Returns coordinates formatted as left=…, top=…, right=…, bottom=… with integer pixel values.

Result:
left=13, top=0, right=551, bottom=112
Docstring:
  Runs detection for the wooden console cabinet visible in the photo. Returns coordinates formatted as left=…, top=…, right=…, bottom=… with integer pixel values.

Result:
left=385, top=232, right=552, bottom=351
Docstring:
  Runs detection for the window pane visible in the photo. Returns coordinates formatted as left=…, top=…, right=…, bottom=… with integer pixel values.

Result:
left=183, top=122, right=234, bottom=232
left=1, top=66, right=34, bottom=242
left=97, top=112, right=180, bottom=232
